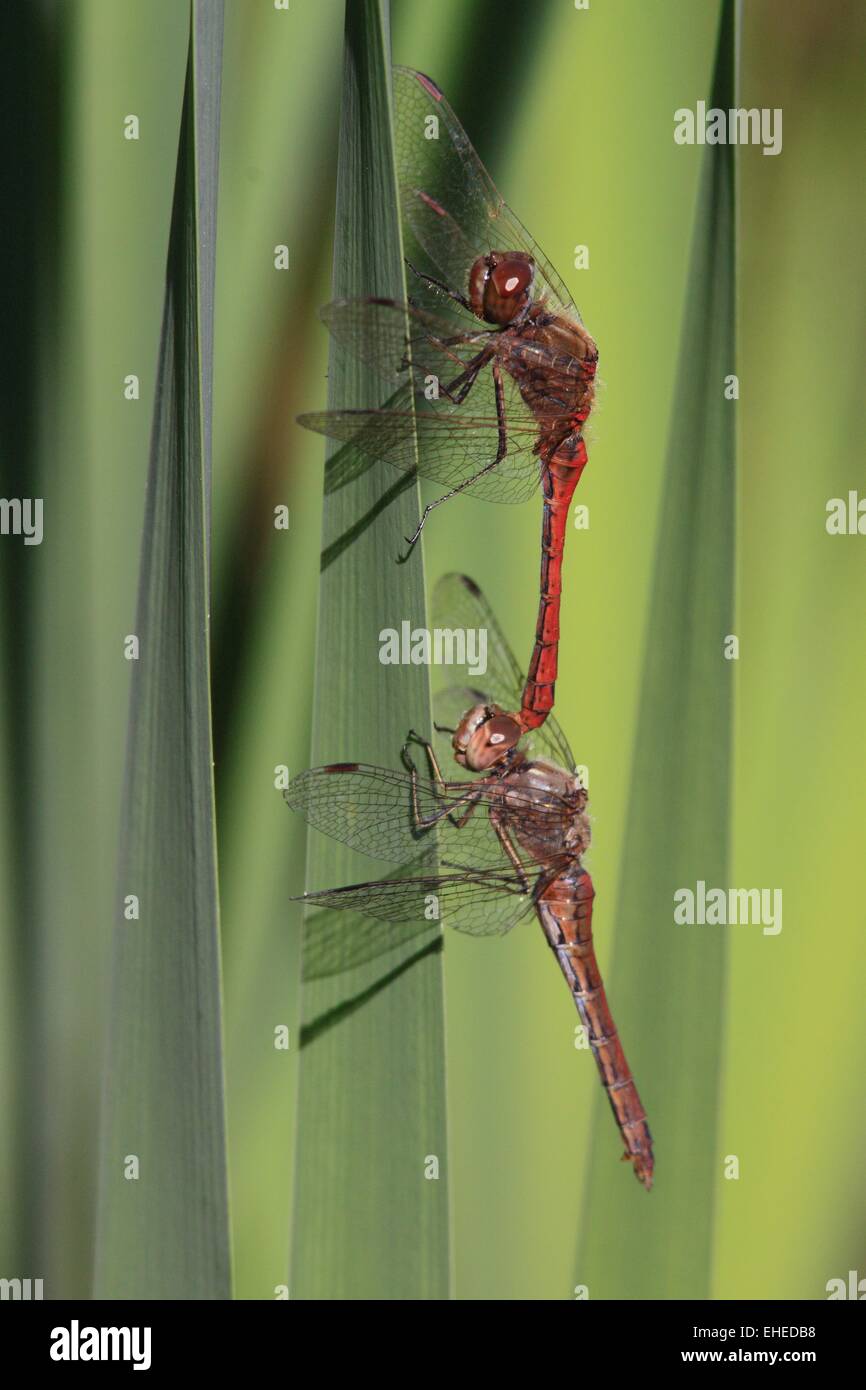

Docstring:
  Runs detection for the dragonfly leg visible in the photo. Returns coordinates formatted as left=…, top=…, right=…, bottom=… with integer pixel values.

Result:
left=404, top=728, right=451, bottom=792
left=450, top=799, right=484, bottom=830
left=489, top=813, right=531, bottom=893
left=402, top=728, right=486, bottom=831
left=400, top=335, right=485, bottom=379
left=402, top=360, right=508, bottom=554
left=401, top=735, right=483, bottom=832
left=440, top=345, right=494, bottom=405
left=406, top=259, right=470, bottom=311
left=419, top=331, right=501, bottom=384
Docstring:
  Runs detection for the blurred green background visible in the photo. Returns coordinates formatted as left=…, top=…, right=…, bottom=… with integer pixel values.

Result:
left=1, top=0, right=865, bottom=1300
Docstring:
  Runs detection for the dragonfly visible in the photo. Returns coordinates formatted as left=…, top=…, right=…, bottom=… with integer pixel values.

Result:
left=298, top=67, right=598, bottom=733
left=285, top=573, right=653, bottom=1189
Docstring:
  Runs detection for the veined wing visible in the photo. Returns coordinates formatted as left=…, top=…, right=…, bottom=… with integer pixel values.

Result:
left=284, top=761, right=572, bottom=870
left=299, top=376, right=544, bottom=506
left=300, top=852, right=441, bottom=980
left=433, top=571, right=523, bottom=707
left=393, top=67, right=580, bottom=324
left=295, top=860, right=542, bottom=939
left=431, top=572, right=577, bottom=772
left=318, top=296, right=497, bottom=387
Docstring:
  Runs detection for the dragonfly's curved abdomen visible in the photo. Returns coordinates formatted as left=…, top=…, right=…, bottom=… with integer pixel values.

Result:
left=499, top=307, right=598, bottom=733
left=536, top=867, right=655, bottom=1190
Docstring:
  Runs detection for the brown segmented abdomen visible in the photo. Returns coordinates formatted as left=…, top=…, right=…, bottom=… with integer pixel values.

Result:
left=535, top=867, right=654, bottom=1189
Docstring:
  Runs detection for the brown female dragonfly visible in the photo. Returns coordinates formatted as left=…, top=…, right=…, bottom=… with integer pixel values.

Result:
left=299, top=67, right=598, bottom=733
left=285, top=574, right=653, bottom=1189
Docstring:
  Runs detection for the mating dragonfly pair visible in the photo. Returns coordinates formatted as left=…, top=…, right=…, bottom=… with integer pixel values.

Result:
left=287, top=69, right=653, bottom=1189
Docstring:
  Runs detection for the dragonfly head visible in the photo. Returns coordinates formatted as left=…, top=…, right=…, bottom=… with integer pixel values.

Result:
left=468, top=251, right=534, bottom=326
left=452, top=703, right=522, bottom=771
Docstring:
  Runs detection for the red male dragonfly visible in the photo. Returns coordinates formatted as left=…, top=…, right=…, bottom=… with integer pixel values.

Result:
left=285, top=574, right=653, bottom=1189
left=299, top=68, right=598, bottom=733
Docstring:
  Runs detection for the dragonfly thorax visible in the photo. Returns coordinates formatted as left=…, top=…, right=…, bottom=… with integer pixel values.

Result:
left=502, top=759, right=591, bottom=860
left=468, top=251, right=534, bottom=326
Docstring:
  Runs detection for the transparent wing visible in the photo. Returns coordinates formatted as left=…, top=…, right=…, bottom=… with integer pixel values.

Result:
left=295, top=860, right=540, bottom=939
left=430, top=572, right=577, bottom=771
left=393, top=66, right=580, bottom=323
left=299, top=375, right=544, bottom=506
left=432, top=570, right=523, bottom=705
left=284, top=760, right=572, bottom=870
left=318, top=296, right=496, bottom=387
left=300, top=852, right=441, bottom=980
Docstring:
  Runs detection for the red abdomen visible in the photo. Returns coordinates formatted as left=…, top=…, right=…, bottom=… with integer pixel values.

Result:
left=519, top=435, right=588, bottom=730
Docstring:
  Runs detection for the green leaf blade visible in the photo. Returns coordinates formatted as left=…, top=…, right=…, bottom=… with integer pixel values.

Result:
left=94, top=1, right=230, bottom=1301
left=288, top=1, right=449, bottom=1301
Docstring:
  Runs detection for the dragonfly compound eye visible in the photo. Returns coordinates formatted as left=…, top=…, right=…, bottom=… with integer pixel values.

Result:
left=468, top=252, right=534, bottom=325
left=463, top=713, right=521, bottom=770
left=484, top=715, right=521, bottom=748
left=491, top=258, right=533, bottom=299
